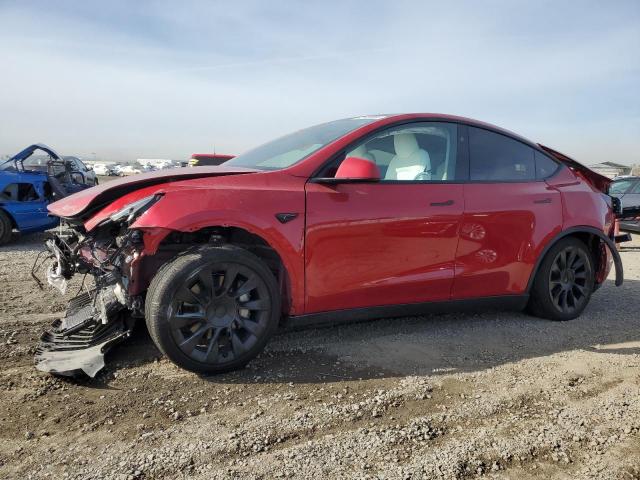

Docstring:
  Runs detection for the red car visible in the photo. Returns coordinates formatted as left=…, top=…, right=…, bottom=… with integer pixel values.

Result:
left=36, top=114, right=625, bottom=377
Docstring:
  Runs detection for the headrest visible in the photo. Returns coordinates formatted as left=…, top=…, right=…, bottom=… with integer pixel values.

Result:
left=349, top=145, right=369, bottom=158
left=394, top=133, right=419, bottom=157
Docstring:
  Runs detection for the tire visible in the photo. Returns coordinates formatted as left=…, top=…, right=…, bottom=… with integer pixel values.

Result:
left=145, top=245, right=281, bottom=374
left=0, top=210, right=13, bottom=245
left=527, top=237, right=595, bottom=321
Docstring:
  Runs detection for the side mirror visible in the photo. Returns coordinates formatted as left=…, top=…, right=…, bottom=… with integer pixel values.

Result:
left=313, top=157, right=381, bottom=184
left=336, top=156, right=381, bottom=180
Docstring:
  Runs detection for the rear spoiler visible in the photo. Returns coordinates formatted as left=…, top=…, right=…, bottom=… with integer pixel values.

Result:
left=539, top=144, right=611, bottom=193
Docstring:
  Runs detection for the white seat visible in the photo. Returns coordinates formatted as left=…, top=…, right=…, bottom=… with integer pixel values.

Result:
left=385, top=133, right=431, bottom=180
left=346, top=145, right=375, bottom=163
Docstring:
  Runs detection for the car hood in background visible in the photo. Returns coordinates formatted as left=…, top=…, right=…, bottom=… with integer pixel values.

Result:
left=47, top=166, right=260, bottom=220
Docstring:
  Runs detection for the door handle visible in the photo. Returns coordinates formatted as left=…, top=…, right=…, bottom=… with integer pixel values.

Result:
left=533, top=198, right=552, bottom=204
left=430, top=199, right=455, bottom=207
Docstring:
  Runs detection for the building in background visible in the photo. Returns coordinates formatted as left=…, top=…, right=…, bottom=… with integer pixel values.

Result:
left=589, top=161, right=632, bottom=178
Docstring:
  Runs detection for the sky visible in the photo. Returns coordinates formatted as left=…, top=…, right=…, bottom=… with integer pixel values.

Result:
left=0, top=0, right=638, bottom=165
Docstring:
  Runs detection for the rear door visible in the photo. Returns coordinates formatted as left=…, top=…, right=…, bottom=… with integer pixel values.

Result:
left=304, top=121, right=467, bottom=313
left=452, top=126, right=563, bottom=299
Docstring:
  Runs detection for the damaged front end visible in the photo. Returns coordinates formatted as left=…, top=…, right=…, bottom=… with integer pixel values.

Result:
left=34, top=194, right=163, bottom=377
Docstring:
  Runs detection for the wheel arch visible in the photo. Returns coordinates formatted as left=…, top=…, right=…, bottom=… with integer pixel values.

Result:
left=525, top=226, right=623, bottom=292
left=0, top=206, right=18, bottom=229
left=144, top=223, right=300, bottom=316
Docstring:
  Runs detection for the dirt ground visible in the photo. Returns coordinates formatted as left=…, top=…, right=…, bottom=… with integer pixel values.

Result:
left=0, top=229, right=639, bottom=479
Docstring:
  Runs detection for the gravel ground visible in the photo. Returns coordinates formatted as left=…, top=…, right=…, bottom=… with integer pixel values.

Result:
left=0, top=231, right=639, bottom=479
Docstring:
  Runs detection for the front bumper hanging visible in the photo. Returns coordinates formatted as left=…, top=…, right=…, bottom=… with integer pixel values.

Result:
left=34, top=291, right=134, bottom=377
left=33, top=232, right=136, bottom=377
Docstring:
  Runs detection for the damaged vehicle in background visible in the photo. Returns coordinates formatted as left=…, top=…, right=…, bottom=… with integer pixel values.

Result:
left=0, top=144, right=94, bottom=245
left=609, top=176, right=640, bottom=235
left=34, top=114, right=628, bottom=378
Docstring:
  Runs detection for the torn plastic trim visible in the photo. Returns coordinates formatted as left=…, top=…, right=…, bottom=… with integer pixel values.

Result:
left=34, top=289, right=133, bottom=378
left=46, top=241, right=68, bottom=294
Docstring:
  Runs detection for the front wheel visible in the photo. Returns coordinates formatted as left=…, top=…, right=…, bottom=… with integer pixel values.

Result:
left=527, top=237, right=595, bottom=321
left=0, top=210, right=13, bottom=245
left=145, top=245, right=281, bottom=374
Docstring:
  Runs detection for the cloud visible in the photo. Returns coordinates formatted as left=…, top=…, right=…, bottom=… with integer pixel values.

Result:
left=0, top=0, right=638, bottom=164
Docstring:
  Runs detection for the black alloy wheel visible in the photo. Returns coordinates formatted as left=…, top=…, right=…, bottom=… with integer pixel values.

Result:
left=170, top=262, right=271, bottom=364
left=146, top=245, right=281, bottom=374
left=527, top=236, right=595, bottom=321
left=548, top=246, right=590, bottom=315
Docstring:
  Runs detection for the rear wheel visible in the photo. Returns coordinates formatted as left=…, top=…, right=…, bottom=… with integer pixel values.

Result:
left=0, top=210, right=13, bottom=245
left=145, top=245, right=281, bottom=374
left=528, top=237, right=595, bottom=321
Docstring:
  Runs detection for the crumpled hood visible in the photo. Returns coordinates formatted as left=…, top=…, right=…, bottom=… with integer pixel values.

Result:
left=47, top=166, right=259, bottom=220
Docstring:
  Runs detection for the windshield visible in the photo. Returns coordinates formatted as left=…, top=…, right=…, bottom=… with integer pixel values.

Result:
left=225, top=117, right=383, bottom=170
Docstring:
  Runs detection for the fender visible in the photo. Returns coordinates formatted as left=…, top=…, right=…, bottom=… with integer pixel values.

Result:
left=525, top=226, right=623, bottom=291
left=131, top=195, right=306, bottom=314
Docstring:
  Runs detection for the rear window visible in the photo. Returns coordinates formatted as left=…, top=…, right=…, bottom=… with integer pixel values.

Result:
left=469, top=127, right=535, bottom=181
left=535, top=151, right=559, bottom=179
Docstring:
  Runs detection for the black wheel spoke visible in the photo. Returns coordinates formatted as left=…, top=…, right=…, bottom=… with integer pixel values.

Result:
left=234, top=276, right=258, bottom=298
left=566, top=289, right=575, bottom=307
left=240, top=299, right=268, bottom=311
left=230, top=331, right=248, bottom=356
left=197, top=268, right=215, bottom=303
left=560, top=289, right=569, bottom=312
left=218, top=266, right=240, bottom=296
left=175, top=286, right=205, bottom=306
left=204, top=328, right=222, bottom=363
left=179, top=325, right=211, bottom=355
left=558, top=251, right=566, bottom=270
left=171, top=312, right=205, bottom=329
left=239, top=318, right=262, bottom=335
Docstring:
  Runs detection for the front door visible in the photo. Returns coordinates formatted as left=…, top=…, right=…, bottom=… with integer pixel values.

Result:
left=304, top=121, right=467, bottom=313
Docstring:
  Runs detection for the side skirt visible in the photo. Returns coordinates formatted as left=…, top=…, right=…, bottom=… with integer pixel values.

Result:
left=284, top=295, right=529, bottom=330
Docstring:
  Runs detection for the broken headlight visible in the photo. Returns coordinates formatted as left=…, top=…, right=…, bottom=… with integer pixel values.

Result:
left=108, top=193, right=163, bottom=225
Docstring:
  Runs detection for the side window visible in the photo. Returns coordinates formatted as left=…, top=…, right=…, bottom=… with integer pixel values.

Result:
left=629, top=181, right=640, bottom=194
left=340, top=122, right=462, bottom=182
left=469, top=127, right=535, bottom=181
left=609, top=180, right=635, bottom=194
left=535, top=151, right=559, bottom=179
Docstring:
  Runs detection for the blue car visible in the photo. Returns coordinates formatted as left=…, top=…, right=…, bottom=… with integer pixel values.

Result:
left=0, top=144, right=93, bottom=244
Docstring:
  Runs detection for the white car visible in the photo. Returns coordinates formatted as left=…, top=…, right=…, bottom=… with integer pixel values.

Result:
left=92, top=164, right=113, bottom=176
left=119, top=165, right=143, bottom=176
